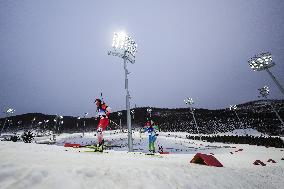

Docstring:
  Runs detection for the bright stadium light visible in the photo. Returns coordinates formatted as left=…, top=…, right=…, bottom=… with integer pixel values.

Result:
left=108, top=31, right=138, bottom=152
left=184, top=97, right=201, bottom=140
left=111, top=32, right=137, bottom=57
left=6, top=108, right=16, bottom=114
left=258, top=86, right=284, bottom=129
left=0, top=107, right=16, bottom=136
left=249, top=52, right=284, bottom=96
left=229, top=105, right=237, bottom=111
left=258, top=85, right=270, bottom=98
left=184, top=98, right=194, bottom=105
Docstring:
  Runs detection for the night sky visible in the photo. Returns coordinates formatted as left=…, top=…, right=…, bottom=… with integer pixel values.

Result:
left=0, top=0, right=284, bottom=118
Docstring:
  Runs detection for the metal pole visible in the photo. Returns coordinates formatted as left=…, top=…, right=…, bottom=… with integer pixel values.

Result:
left=124, top=52, right=133, bottom=152
left=266, top=68, right=284, bottom=97
left=119, top=118, right=122, bottom=132
left=265, top=96, right=284, bottom=128
left=0, top=117, right=8, bottom=136
left=190, top=107, right=201, bottom=140
left=83, top=117, right=85, bottom=137
left=233, top=110, right=246, bottom=135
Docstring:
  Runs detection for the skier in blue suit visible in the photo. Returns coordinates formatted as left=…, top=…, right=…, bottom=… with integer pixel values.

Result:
left=144, top=120, right=159, bottom=153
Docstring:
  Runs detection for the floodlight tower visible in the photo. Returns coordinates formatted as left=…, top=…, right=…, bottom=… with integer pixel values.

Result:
left=83, top=113, right=88, bottom=137
left=117, top=112, right=122, bottom=132
left=258, top=86, right=284, bottom=129
left=229, top=105, right=241, bottom=131
left=76, top=116, right=81, bottom=130
left=31, top=117, right=36, bottom=129
left=249, top=52, right=284, bottom=97
left=0, top=108, right=15, bottom=136
left=53, top=115, right=63, bottom=139
left=44, top=120, right=49, bottom=130
left=58, top=116, right=63, bottom=134
left=17, top=120, right=22, bottom=131
left=108, top=31, right=137, bottom=152
left=184, top=98, right=201, bottom=140
left=131, top=109, right=135, bottom=120
left=147, top=108, right=152, bottom=118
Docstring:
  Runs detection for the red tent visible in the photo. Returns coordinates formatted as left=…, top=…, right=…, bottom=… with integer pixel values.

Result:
left=190, top=153, right=223, bottom=167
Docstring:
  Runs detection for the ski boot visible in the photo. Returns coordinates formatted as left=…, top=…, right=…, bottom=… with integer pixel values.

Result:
left=96, top=139, right=104, bottom=152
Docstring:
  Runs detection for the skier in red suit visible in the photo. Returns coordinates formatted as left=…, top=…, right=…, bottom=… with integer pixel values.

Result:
left=95, top=98, right=111, bottom=151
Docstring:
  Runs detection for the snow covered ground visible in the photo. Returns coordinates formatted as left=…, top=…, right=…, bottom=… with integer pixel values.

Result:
left=1, top=130, right=284, bottom=189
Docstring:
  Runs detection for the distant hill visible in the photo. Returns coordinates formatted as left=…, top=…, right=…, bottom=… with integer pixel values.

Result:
left=1, top=99, right=283, bottom=135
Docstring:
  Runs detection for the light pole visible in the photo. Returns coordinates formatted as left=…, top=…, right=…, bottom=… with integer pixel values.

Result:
left=249, top=52, right=284, bottom=97
left=59, top=120, right=63, bottom=133
left=57, top=116, right=63, bottom=135
left=17, top=120, right=22, bottom=132
left=108, top=31, right=137, bottom=152
left=76, top=116, right=81, bottom=131
left=83, top=113, right=88, bottom=136
left=44, top=120, right=49, bottom=130
left=0, top=108, right=15, bottom=136
left=117, top=112, right=122, bottom=132
left=147, top=108, right=152, bottom=118
left=229, top=105, right=246, bottom=135
left=31, top=117, right=36, bottom=130
left=258, top=86, right=284, bottom=130
left=43, top=120, right=49, bottom=135
left=184, top=97, right=201, bottom=140
left=53, top=115, right=63, bottom=140
left=131, top=109, right=135, bottom=120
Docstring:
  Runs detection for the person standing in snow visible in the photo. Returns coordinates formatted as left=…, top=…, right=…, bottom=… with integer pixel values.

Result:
left=144, top=120, right=159, bottom=153
left=95, top=98, right=111, bottom=152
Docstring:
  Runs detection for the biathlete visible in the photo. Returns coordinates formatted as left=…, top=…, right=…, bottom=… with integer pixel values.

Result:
left=144, top=120, right=159, bottom=153
left=94, top=98, right=111, bottom=152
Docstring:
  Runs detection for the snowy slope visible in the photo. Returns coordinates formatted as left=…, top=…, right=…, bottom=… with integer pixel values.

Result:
left=0, top=131, right=284, bottom=189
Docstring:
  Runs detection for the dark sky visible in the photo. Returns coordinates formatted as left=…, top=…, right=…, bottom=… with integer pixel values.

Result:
left=1, top=0, right=284, bottom=118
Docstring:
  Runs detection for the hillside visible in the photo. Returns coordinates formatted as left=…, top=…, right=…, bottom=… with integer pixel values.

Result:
left=1, top=100, right=283, bottom=136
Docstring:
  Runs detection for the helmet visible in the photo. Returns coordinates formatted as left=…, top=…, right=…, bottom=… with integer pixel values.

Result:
left=95, top=98, right=102, bottom=104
